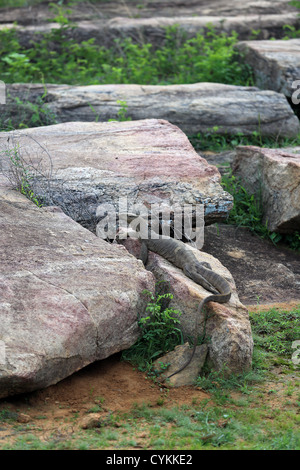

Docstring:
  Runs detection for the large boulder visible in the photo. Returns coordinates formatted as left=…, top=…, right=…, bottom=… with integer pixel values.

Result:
left=0, top=183, right=155, bottom=399
left=235, top=39, right=300, bottom=99
left=5, top=83, right=300, bottom=138
left=232, top=145, right=300, bottom=233
left=0, top=119, right=233, bottom=228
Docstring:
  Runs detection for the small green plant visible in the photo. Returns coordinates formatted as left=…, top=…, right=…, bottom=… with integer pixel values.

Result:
left=121, top=289, right=183, bottom=372
left=2, top=145, right=43, bottom=207
left=116, top=100, right=132, bottom=121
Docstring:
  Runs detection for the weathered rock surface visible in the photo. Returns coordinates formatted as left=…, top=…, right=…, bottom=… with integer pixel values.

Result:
left=5, top=83, right=299, bottom=138
left=0, top=0, right=297, bottom=23
left=232, top=146, right=300, bottom=233
left=235, top=39, right=300, bottom=99
left=0, top=119, right=233, bottom=228
left=0, top=183, right=155, bottom=399
left=121, top=232, right=253, bottom=376
left=1, top=0, right=299, bottom=43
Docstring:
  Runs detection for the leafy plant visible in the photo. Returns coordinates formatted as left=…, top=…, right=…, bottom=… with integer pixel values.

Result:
left=0, top=24, right=253, bottom=87
left=121, top=289, right=183, bottom=372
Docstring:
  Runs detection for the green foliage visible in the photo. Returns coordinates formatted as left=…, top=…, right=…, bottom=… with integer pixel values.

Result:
left=121, top=289, right=183, bottom=372
left=189, top=126, right=300, bottom=153
left=0, top=24, right=253, bottom=86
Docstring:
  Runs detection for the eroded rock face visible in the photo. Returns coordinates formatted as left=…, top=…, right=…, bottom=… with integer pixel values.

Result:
left=0, top=119, right=233, bottom=228
left=121, top=232, right=253, bottom=376
left=0, top=184, right=155, bottom=399
left=232, top=146, right=300, bottom=233
left=235, top=39, right=300, bottom=99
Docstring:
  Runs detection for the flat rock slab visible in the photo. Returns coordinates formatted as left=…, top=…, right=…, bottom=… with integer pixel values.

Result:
left=0, top=0, right=297, bottom=22
left=203, top=224, right=300, bottom=306
left=0, top=184, right=155, bottom=399
left=153, top=343, right=208, bottom=387
left=6, top=82, right=299, bottom=138
left=1, top=1, right=299, bottom=42
left=232, top=145, right=300, bottom=233
left=0, top=119, right=233, bottom=227
left=235, top=39, right=300, bottom=99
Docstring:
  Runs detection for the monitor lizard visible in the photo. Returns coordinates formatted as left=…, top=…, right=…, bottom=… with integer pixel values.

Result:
left=138, top=235, right=232, bottom=379
left=118, top=214, right=232, bottom=379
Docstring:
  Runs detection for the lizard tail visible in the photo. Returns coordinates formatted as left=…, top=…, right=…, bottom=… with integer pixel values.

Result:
left=166, top=294, right=214, bottom=380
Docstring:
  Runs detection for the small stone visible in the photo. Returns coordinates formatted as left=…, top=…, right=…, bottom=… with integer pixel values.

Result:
left=81, top=416, right=101, bottom=430
left=17, top=413, right=31, bottom=423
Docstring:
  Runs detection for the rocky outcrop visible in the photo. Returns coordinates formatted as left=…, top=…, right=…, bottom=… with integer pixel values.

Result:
left=235, top=39, right=300, bottom=99
left=6, top=83, right=300, bottom=138
left=121, top=230, right=254, bottom=377
left=0, top=182, right=155, bottom=399
left=232, top=146, right=300, bottom=233
left=0, top=119, right=233, bottom=228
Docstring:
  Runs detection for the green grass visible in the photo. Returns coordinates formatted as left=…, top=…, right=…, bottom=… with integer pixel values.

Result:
left=250, top=306, right=300, bottom=357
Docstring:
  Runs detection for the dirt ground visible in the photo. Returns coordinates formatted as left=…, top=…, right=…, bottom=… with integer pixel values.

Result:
left=0, top=224, right=299, bottom=448
left=0, top=353, right=212, bottom=446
